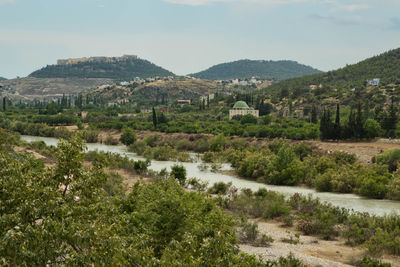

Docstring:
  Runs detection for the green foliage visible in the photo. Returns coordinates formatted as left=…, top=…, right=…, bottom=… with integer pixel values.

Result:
left=240, top=114, right=258, bottom=124
left=191, top=59, right=321, bottom=80
left=268, top=48, right=400, bottom=94
left=81, top=129, right=99, bottom=143
left=364, top=119, right=382, bottom=139
left=266, top=144, right=303, bottom=185
left=207, top=182, right=233, bottom=195
left=357, top=256, right=391, bottom=267
left=209, top=134, right=227, bottom=152
left=376, top=149, right=400, bottom=173
left=1, top=133, right=270, bottom=265
left=170, top=164, right=187, bottom=185
left=120, top=127, right=136, bottom=146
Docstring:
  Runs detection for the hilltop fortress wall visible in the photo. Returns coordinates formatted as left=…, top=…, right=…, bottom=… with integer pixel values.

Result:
left=57, top=55, right=138, bottom=65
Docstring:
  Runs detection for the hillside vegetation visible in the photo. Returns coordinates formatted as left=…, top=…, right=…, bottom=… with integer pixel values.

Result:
left=268, top=48, right=400, bottom=93
left=86, top=78, right=226, bottom=106
left=0, top=77, right=113, bottom=99
left=190, top=59, right=321, bottom=80
left=29, top=57, right=174, bottom=80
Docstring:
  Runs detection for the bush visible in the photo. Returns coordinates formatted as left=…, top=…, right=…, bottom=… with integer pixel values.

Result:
left=120, top=128, right=136, bottom=146
left=209, top=134, right=227, bottom=152
left=105, top=136, right=118, bottom=145
left=262, top=202, right=291, bottom=219
left=376, top=149, right=400, bottom=173
left=82, top=130, right=99, bottom=143
left=386, top=176, right=400, bottom=200
left=170, top=164, right=187, bottom=185
left=208, top=182, right=233, bottom=195
left=331, top=151, right=357, bottom=165
left=240, top=114, right=258, bottom=124
left=357, top=256, right=391, bottom=267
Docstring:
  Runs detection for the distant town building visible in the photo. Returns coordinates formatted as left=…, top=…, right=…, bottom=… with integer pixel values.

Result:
left=177, top=100, right=191, bottom=105
left=141, top=109, right=152, bottom=114
left=200, top=94, right=215, bottom=102
left=367, top=78, right=380, bottom=86
left=229, top=101, right=259, bottom=119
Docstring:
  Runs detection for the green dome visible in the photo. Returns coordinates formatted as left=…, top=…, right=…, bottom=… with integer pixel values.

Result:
left=232, top=101, right=250, bottom=110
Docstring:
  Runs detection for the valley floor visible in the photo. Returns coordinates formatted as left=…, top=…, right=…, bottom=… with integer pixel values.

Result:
left=241, top=219, right=400, bottom=267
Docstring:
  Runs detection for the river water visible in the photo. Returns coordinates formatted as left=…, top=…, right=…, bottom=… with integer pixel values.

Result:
left=21, top=135, right=400, bottom=216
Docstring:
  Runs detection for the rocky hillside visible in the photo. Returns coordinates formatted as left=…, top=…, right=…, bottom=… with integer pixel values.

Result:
left=0, top=77, right=113, bottom=100
left=86, top=78, right=225, bottom=106
left=190, top=60, right=321, bottom=80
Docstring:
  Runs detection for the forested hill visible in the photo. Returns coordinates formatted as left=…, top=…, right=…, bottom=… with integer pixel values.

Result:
left=0, top=77, right=7, bottom=81
left=190, top=59, right=321, bottom=80
left=267, top=48, right=400, bottom=92
left=29, top=57, right=174, bottom=80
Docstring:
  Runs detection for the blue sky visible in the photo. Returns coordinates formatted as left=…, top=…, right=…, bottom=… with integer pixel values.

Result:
left=0, top=0, right=400, bottom=78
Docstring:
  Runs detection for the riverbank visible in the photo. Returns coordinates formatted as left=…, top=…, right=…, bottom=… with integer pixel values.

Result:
left=62, top=128, right=400, bottom=165
left=20, top=135, right=400, bottom=216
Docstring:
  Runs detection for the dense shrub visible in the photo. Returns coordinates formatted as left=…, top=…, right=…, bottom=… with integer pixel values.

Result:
left=120, top=128, right=136, bottom=146
left=170, top=164, right=187, bottom=185
left=376, top=149, right=400, bottom=172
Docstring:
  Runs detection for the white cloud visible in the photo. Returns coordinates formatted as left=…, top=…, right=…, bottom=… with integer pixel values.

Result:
left=333, top=4, right=371, bottom=12
left=163, top=0, right=310, bottom=6
left=0, top=0, right=15, bottom=6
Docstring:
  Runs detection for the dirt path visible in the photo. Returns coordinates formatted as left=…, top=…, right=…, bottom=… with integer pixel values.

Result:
left=240, top=219, right=400, bottom=266
left=309, top=139, right=400, bottom=164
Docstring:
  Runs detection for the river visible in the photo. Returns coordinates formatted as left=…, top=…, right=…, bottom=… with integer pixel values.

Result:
left=21, top=135, right=400, bottom=216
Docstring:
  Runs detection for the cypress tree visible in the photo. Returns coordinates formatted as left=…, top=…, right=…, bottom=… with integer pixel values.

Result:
left=311, top=104, right=318, bottom=124
left=320, top=108, right=333, bottom=140
left=2, top=97, right=6, bottom=111
left=347, top=109, right=356, bottom=139
left=152, top=107, right=157, bottom=128
left=334, top=103, right=341, bottom=139
left=356, top=102, right=364, bottom=138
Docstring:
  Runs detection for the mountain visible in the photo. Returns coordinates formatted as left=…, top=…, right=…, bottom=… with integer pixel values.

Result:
left=268, top=48, right=400, bottom=93
left=190, top=60, right=322, bottom=80
left=0, top=77, right=7, bottom=81
left=29, top=55, right=174, bottom=80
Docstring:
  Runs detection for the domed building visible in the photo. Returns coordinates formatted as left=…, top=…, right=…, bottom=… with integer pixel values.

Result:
left=229, top=101, right=259, bottom=119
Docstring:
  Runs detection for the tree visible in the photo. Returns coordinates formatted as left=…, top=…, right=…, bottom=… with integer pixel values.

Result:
left=320, top=108, right=333, bottom=140
left=364, top=119, right=381, bottom=139
left=311, top=104, right=318, bottom=124
left=240, top=114, right=258, bottom=124
left=382, top=96, right=398, bottom=137
left=355, top=101, right=365, bottom=138
left=2, top=97, right=6, bottom=111
left=120, top=128, right=136, bottom=146
left=152, top=107, right=158, bottom=128
left=170, top=164, right=187, bottom=185
left=333, top=103, right=341, bottom=139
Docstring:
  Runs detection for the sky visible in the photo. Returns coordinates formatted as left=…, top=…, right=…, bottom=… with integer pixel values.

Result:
left=0, top=0, right=400, bottom=79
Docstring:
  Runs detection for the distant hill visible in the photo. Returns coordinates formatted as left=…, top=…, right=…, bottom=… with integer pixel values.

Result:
left=268, top=48, right=400, bottom=93
left=29, top=55, right=174, bottom=80
left=190, top=60, right=321, bottom=80
left=0, top=77, right=7, bottom=81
